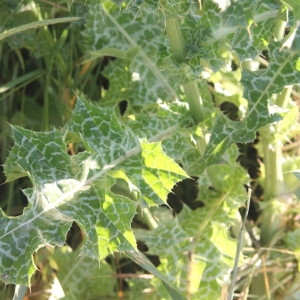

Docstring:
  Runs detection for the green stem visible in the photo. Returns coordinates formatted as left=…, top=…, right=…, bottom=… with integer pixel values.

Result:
left=165, top=17, right=204, bottom=123
left=258, top=10, right=292, bottom=245
left=165, top=15, right=226, bottom=203
left=257, top=98, right=291, bottom=296
left=136, top=206, right=158, bottom=230
left=165, top=17, right=186, bottom=62
left=183, top=81, right=205, bottom=123
left=111, top=179, right=159, bottom=230
left=260, top=125, right=285, bottom=200
left=250, top=14, right=292, bottom=298
left=258, top=87, right=293, bottom=247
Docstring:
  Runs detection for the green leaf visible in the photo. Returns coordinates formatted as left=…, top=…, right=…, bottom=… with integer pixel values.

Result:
left=83, top=1, right=176, bottom=108
left=135, top=205, right=238, bottom=300
left=283, top=228, right=300, bottom=251
left=134, top=145, right=248, bottom=298
left=280, top=0, right=300, bottom=20
left=291, top=169, right=300, bottom=180
left=126, top=250, right=187, bottom=300
left=184, top=0, right=280, bottom=70
left=1, top=97, right=188, bottom=285
left=82, top=0, right=292, bottom=177
left=0, top=70, right=44, bottom=95
left=188, top=32, right=300, bottom=174
left=49, top=246, right=116, bottom=299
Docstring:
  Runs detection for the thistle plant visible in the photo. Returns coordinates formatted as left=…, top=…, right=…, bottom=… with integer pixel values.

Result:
left=1, top=1, right=300, bottom=299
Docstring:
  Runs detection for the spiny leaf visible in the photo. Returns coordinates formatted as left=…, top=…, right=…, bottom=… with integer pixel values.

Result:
left=185, top=0, right=280, bottom=71
left=188, top=30, right=300, bottom=174
left=135, top=205, right=238, bottom=300
left=0, top=97, right=188, bottom=285
left=47, top=246, right=115, bottom=299
left=83, top=1, right=176, bottom=107
left=4, top=127, right=73, bottom=183
left=134, top=145, right=248, bottom=299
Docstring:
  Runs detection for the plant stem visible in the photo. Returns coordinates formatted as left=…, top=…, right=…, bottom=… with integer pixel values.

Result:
left=165, top=17, right=186, bottom=63
left=165, top=15, right=225, bottom=197
left=254, top=3, right=289, bottom=245
left=259, top=87, right=293, bottom=247
left=165, top=17, right=205, bottom=123
left=136, top=206, right=158, bottom=230
left=260, top=125, right=284, bottom=200
left=250, top=12, right=292, bottom=298
left=165, top=14, right=230, bottom=192
left=183, top=81, right=205, bottom=124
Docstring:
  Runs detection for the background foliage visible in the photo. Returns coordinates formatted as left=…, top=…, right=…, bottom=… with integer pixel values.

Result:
left=0, top=0, right=300, bottom=299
